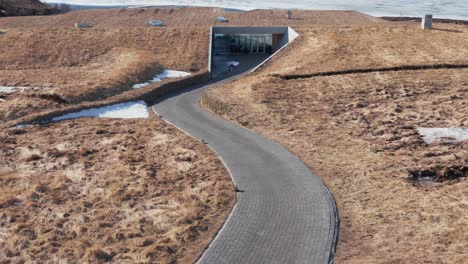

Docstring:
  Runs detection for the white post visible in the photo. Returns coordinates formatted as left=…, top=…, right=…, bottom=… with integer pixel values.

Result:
left=208, top=27, right=213, bottom=80
left=422, top=14, right=433, bottom=30
left=288, top=10, right=292, bottom=19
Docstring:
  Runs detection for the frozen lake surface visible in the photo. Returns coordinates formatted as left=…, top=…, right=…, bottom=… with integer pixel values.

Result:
left=44, top=0, right=468, bottom=20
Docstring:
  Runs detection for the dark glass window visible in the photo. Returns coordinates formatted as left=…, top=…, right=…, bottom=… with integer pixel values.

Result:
left=224, top=34, right=274, bottom=55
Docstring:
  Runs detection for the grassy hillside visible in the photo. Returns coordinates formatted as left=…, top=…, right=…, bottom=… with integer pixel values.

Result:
left=0, top=7, right=237, bottom=264
left=203, top=21, right=468, bottom=264
left=0, top=7, right=382, bottom=122
left=0, top=27, right=209, bottom=121
left=0, top=7, right=383, bottom=28
left=0, top=0, right=59, bottom=16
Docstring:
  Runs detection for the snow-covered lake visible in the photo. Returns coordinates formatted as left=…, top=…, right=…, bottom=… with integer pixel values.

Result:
left=43, top=0, right=468, bottom=20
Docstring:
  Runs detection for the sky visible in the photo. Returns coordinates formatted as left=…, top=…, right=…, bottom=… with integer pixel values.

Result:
left=41, top=1, right=468, bottom=19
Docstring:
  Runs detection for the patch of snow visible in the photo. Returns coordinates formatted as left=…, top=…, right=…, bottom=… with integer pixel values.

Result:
left=14, top=124, right=31, bottom=129
left=52, top=101, right=149, bottom=122
left=0, top=98, right=4, bottom=102
left=417, top=127, right=468, bottom=144
left=0, top=86, right=26, bottom=94
left=132, top=70, right=191, bottom=89
left=216, top=16, right=229, bottom=22
left=0, top=86, right=47, bottom=94
left=227, top=61, right=240, bottom=67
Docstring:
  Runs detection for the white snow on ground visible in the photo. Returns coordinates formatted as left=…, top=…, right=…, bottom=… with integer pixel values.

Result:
left=0, top=86, right=48, bottom=94
left=132, top=70, right=191, bottom=89
left=14, top=124, right=31, bottom=129
left=53, top=101, right=149, bottom=122
left=227, top=61, right=240, bottom=67
left=0, top=86, right=28, bottom=94
left=417, top=127, right=468, bottom=144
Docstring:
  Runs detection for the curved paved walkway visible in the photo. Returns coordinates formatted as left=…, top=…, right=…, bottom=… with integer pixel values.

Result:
left=153, top=77, right=338, bottom=264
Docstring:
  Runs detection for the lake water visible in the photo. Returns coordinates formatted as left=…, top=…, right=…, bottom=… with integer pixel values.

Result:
left=43, top=0, right=468, bottom=19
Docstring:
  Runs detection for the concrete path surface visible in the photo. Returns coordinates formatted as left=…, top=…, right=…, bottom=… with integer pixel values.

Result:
left=153, top=77, right=339, bottom=264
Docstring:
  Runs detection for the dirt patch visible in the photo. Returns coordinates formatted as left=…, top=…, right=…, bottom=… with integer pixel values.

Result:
left=30, top=93, right=69, bottom=104
left=0, top=117, right=235, bottom=263
left=409, top=165, right=467, bottom=187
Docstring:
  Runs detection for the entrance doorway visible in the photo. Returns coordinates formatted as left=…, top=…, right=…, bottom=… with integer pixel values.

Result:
left=217, top=34, right=272, bottom=55
left=251, top=36, right=266, bottom=54
left=210, top=27, right=299, bottom=80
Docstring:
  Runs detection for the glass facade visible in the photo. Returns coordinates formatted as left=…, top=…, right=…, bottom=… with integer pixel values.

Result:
left=214, top=34, right=273, bottom=55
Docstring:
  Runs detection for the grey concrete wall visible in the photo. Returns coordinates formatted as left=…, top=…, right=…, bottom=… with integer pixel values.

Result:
left=272, top=34, right=282, bottom=52
left=278, top=33, right=289, bottom=50
left=212, top=27, right=289, bottom=35
left=288, top=27, right=300, bottom=41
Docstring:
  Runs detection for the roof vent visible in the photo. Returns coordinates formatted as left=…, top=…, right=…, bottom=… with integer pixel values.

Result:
left=216, top=16, right=229, bottom=22
left=149, top=20, right=164, bottom=27
left=74, top=22, right=92, bottom=29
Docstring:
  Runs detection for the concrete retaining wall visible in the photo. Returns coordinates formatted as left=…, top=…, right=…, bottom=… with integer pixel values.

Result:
left=212, top=27, right=290, bottom=35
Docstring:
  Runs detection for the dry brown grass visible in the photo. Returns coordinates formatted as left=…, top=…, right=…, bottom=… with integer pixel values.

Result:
left=261, top=23, right=468, bottom=75
left=0, top=8, right=383, bottom=123
left=0, top=7, right=385, bottom=124
left=206, top=68, right=468, bottom=264
left=0, top=117, right=235, bottom=263
left=0, top=7, right=383, bottom=29
left=0, top=48, right=164, bottom=119
left=0, top=27, right=208, bottom=71
left=203, top=22, right=468, bottom=264
left=1, top=8, right=465, bottom=263
left=0, top=27, right=209, bottom=121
